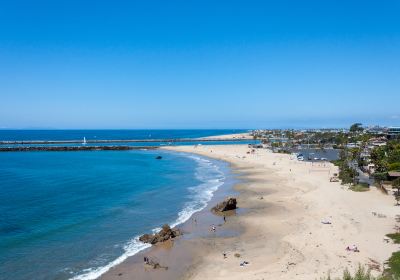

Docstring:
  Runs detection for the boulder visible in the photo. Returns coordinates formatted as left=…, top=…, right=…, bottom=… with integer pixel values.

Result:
left=212, top=197, right=237, bottom=212
left=139, top=225, right=182, bottom=245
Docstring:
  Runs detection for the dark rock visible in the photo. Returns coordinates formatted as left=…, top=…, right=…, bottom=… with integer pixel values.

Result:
left=155, top=156, right=162, bottom=159
left=0, top=146, right=159, bottom=152
left=139, top=224, right=181, bottom=245
left=212, top=197, right=237, bottom=212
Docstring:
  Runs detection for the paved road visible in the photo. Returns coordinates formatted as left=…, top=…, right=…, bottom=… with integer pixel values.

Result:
left=349, top=161, right=374, bottom=185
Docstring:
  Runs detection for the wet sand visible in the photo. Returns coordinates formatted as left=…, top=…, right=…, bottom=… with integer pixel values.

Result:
left=100, top=156, right=243, bottom=280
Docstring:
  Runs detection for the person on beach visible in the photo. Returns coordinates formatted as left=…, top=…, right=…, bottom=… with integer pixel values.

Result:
left=223, top=216, right=226, bottom=222
left=346, top=245, right=359, bottom=252
left=211, top=225, right=216, bottom=232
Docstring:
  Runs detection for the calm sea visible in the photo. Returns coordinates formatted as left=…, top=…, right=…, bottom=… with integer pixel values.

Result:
left=0, top=130, right=242, bottom=280
left=0, top=129, right=247, bottom=141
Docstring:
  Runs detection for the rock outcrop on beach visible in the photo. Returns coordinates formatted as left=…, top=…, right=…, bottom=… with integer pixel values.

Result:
left=139, top=225, right=182, bottom=245
left=212, top=197, right=237, bottom=212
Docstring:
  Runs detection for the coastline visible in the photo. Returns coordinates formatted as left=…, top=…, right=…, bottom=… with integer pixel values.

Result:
left=199, top=132, right=253, bottom=140
left=101, top=143, right=398, bottom=280
left=164, top=144, right=399, bottom=279
left=98, top=150, right=240, bottom=280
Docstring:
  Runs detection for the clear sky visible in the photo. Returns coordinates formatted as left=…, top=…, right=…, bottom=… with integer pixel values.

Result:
left=0, top=0, right=399, bottom=129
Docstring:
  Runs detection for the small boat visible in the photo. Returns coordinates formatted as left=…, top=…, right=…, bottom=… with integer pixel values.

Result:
left=155, top=156, right=162, bottom=160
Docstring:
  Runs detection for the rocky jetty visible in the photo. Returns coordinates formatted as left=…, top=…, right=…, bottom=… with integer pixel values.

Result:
left=0, top=146, right=158, bottom=152
left=139, top=225, right=182, bottom=245
left=212, top=197, right=237, bottom=212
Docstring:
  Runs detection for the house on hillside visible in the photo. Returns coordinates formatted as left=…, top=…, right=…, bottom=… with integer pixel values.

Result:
left=387, top=127, right=400, bottom=139
left=388, top=171, right=400, bottom=181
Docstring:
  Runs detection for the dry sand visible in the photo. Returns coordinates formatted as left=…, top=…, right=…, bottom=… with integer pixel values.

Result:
left=162, top=144, right=399, bottom=280
left=200, top=132, right=253, bottom=140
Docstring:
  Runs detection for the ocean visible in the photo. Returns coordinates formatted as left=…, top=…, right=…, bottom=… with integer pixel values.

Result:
left=0, top=129, right=246, bottom=141
left=0, top=130, right=245, bottom=280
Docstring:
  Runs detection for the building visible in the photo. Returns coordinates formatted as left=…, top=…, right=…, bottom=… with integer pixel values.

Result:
left=388, top=171, right=400, bottom=181
left=365, top=126, right=387, bottom=135
left=388, top=127, right=400, bottom=139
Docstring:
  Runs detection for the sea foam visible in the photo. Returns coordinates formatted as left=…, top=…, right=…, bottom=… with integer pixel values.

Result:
left=70, top=153, right=225, bottom=280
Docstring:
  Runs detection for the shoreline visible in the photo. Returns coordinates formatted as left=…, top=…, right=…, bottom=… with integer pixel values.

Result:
left=165, top=145, right=399, bottom=279
left=97, top=150, right=240, bottom=280
left=101, top=143, right=399, bottom=280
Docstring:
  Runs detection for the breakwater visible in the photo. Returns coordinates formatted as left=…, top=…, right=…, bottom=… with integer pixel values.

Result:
left=0, top=146, right=158, bottom=152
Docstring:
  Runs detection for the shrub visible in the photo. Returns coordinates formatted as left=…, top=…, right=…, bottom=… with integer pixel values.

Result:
left=383, top=251, right=400, bottom=279
left=386, top=233, right=400, bottom=244
left=322, top=265, right=389, bottom=280
left=349, top=184, right=370, bottom=192
left=388, top=162, right=400, bottom=171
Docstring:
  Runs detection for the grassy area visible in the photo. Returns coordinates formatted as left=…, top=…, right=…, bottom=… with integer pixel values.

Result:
left=349, top=184, right=370, bottom=192
left=323, top=266, right=385, bottom=280
left=323, top=264, right=400, bottom=280
left=386, top=233, right=400, bottom=244
left=331, top=159, right=344, bottom=166
left=383, top=251, right=400, bottom=279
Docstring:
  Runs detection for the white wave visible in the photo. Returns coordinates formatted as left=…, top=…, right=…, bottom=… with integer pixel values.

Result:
left=70, top=237, right=151, bottom=280
left=171, top=155, right=225, bottom=227
left=70, top=153, right=225, bottom=280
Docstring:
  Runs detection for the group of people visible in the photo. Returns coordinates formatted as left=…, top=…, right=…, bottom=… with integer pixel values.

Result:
left=346, top=245, right=360, bottom=252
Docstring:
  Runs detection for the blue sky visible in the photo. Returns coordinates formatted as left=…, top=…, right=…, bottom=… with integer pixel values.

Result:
left=0, top=0, right=399, bottom=129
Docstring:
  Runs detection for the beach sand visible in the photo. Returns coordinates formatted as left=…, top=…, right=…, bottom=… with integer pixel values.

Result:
left=164, top=144, right=399, bottom=279
left=102, top=144, right=399, bottom=280
left=199, top=132, right=253, bottom=140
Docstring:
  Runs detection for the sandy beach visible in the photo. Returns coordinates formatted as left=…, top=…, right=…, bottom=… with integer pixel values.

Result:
left=102, top=144, right=399, bottom=280
left=199, top=132, right=253, bottom=140
left=164, top=144, right=399, bottom=279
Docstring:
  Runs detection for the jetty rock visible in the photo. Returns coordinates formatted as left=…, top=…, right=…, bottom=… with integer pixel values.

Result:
left=139, top=225, right=182, bottom=245
left=212, top=197, right=237, bottom=212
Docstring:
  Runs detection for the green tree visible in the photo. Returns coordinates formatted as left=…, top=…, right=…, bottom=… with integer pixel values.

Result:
left=350, top=123, right=364, bottom=133
left=371, top=146, right=389, bottom=173
left=393, top=178, right=400, bottom=205
left=374, top=172, right=387, bottom=187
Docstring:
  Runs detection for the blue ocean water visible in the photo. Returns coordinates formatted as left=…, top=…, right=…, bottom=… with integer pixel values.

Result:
left=0, top=129, right=247, bottom=141
left=0, top=130, right=235, bottom=280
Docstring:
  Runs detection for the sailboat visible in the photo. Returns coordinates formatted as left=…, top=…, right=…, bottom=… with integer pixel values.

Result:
left=83, top=137, right=87, bottom=145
